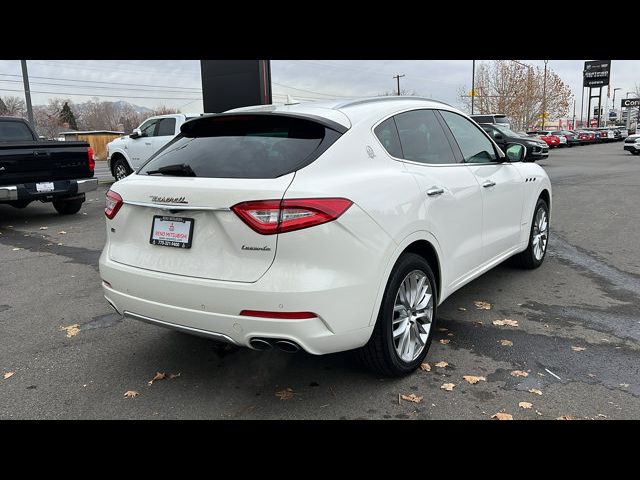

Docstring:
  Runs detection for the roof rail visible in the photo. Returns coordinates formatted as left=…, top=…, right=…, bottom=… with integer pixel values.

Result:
left=332, top=96, right=451, bottom=110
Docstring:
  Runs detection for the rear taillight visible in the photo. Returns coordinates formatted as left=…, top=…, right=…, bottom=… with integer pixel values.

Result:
left=231, top=198, right=353, bottom=235
left=87, top=146, right=95, bottom=171
left=105, top=189, right=123, bottom=219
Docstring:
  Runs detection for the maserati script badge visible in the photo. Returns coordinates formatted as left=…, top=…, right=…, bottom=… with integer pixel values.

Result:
left=150, top=196, right=188, bottom=204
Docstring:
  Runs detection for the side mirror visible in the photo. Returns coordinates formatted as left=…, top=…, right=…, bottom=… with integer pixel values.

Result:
left=129, top=128, right=142, bottom=139
left=505, top=143, right=527, bottom=162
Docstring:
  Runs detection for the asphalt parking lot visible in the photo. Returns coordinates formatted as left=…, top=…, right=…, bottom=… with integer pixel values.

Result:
left=1, top=143, right=639, bottom=420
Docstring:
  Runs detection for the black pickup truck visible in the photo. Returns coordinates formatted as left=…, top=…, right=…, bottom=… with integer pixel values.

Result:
left=0, top=117, right=97, bottom=214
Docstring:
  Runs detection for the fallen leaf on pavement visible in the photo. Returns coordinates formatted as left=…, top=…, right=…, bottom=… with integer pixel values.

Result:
left=39, top=226, right=48, bottom=230
left=3, top=372, right=15, bottom=380
left=474, top=301, right=491, bottom=310
left=434, top=361, right=448, bottom=368
left=440, top=383, right=455, bottom=391
left=401, top=393, right=423, bottom=403
left=124, top=390, right=139, bottom=398
left=458, top=307, right=466, bottom=311
left=519, top=402, right=533, bottom=409
left=492, top=412, right=513, bottom=420
left=420, top=362, right=431, bottom=372
left=169, top=372, right=181, bottom=379
left=463, top=375, right=486, bottom=384
left=436, top=327, right=448, bottom=332
left=620, top=383, right=629, bottom=388
left=493, top=319, right=519, bottom=327
left=60, top=324, right=80, bottom=338
left=511, top=370, right=529, bottom=377
left=275, top=388, right=295, bottom=400
left=439, top=339, right=450, bottom=345
left=597, top=414, right=607, bottom=418
left=447, top=333, right=454, bottom=337
left=556, top=415, right=574, bottom=420
left=12, top=248, right=21, bottom=251
left=58, top=231, right=67, bottom=235
left=473, top=321, right=483, bottom=326
left=148, top=372, right=167, bottom=385
left=500, top=339, right=513, bottom=346
left=571, top=346, right=586, bottom=352
left=528, top=389, right=543, bottom=396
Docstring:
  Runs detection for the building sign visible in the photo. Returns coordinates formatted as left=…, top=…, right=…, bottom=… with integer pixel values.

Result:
left=583, top=60, right=611, bottom=88
left=621, top=98, right=640, bottom=108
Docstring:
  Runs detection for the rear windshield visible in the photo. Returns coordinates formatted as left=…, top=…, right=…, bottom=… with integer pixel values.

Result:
left=494, top=116, right=509, bottom=124
left=471, top=115, right=492, bottom=123
left=139, top=114, right=336, bottom=179
left=0, top=121, right=34, bottom=142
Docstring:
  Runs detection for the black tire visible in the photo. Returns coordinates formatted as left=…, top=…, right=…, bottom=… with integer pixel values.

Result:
left=356, top=253, right=438, bottom=377
left=113, top=158, right=132, bottom=181
left=8, top=200, right=31, bottom=209
left=631, top=151, right=640, bottom=156
left=53, top=198, right=83, bottom=215
left=514, top=198, right=549, bottom=269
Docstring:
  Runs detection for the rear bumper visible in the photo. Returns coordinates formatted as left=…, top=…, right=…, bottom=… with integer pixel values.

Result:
left=0, top=177, right=97, bottom=202
left=624, top=144, right=640, bottom=152
left=99, top=251, right=377, bottom=355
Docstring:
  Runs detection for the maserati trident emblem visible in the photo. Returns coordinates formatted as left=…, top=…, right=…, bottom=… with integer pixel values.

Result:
left=150, top=195, right=188, bottom=204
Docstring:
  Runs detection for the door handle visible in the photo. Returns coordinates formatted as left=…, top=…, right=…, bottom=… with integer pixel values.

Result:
left=482, top=180, right=496, bottom=188
left=426, top=187, right=445, bottom=197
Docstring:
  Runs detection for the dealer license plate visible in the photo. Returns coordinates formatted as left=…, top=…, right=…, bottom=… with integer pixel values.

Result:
left=36, top=182, right=55, bottom=192
left=149, top=215, right=194, bottom=249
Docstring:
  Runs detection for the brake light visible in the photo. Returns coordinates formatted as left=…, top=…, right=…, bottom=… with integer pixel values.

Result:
left=231, top=198, right=353, bottom=235
left=239, top=310, right=317, bottom=319
left=87, top=146, right=95, bottom=171
left=105, top=189, right=123, bottom=219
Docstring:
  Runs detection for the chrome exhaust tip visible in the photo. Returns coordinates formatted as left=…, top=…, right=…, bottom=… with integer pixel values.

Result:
left=274, top=340, right=300, bottom=353
left=249, top=338, right=273, bottom=351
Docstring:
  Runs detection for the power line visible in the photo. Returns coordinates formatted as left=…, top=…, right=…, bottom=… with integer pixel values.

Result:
left=0, top=87, right=202, bottom=101
left=0, top=78, right=201, bottom=95
left=272, top=81, right=352, bottom=98
left=0, top=73, right=201, bottom=91
left=31, top=60, right=200, bottom=79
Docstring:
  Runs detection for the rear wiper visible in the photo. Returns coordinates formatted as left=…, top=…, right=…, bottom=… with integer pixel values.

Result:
left=146, top=164, right=196, bottom=177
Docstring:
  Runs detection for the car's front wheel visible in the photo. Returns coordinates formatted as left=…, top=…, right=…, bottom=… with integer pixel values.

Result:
left=357, top=253, right=437, bottom=377
left=113, top=158, right=132, bottom=181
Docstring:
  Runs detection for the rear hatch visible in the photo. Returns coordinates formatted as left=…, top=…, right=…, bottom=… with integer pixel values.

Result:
left=0, top=141, right=92, bottom=185
left=107, top=113, right=344, bottom=282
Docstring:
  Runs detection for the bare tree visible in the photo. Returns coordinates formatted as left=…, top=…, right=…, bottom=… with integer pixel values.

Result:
left=32, top=98, right=73, bottom=138
left=149, top=105, right=181, bottom=116
left=460, top=61, right=571, bottom=130
left=379, top=89, right=418, bottom=96
left=1, top=96, right=26, bottom=117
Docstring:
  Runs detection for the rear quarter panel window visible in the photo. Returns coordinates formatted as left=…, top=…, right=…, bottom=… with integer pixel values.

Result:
left=374, top=117, right=403, bottom=158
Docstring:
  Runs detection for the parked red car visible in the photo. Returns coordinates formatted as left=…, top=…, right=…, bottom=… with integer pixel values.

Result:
left=576, top=130, right=596, bottom=143
left=528, top=131, right=561, bottom=148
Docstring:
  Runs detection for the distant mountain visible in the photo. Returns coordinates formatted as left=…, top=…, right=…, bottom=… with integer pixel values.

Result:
left=109, top=100, right=153, bottom=114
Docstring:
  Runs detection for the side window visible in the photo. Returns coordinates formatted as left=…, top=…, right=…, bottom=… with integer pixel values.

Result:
left=393, top=109, right=457, bottom=164
left=440, top=111, right=497, bottom=163
left=157, top=118, right=177, bottom=137
left=140, top=120, right=158, bottom=137
left=374, top=117, right=403, bottom=158
left=482, top=126, right=499, bottom=139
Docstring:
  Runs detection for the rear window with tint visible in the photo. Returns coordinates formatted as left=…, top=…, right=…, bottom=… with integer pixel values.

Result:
left=0, top=121, right=34, bottom=142
left=139, top=115, right=335, bottom=179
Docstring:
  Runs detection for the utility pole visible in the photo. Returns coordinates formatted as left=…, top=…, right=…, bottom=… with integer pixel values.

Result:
left=393, top=74, right=405, bottom=96
left=613, top=87, right=621, bottom=124
left=580, top=86, right=584, bottom=128
left=471, top=60, right=476, bottom=115
left=20, top=60, right=34, bottom=126
left=541, top=60, right=548, bottom=130
left=572, top=97, right=576, bottom=129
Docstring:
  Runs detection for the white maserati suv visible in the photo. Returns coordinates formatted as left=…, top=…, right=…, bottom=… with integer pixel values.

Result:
left=99, top=97, right=551, bottom=376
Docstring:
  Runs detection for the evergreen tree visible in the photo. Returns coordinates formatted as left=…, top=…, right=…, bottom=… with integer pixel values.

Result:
left=0, top=97, right=7, bottom=116
left=59, top=102, right=78, bottom=130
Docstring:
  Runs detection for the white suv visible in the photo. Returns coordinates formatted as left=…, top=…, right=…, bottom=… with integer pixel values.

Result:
left=99, top=97, right=551, bottom=376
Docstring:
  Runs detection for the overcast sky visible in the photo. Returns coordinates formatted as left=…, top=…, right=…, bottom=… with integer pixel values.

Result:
left=0, top=60, right=638, bottom=117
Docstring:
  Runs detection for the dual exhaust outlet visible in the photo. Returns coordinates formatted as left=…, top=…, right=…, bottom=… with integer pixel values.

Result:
left=249, top=337, right=301, bottom=353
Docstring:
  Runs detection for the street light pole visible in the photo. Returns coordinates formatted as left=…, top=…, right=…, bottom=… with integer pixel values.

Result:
left=613, top=87, right=621, bottom=124
left=572, top=96, right=576, bottom=129
left=541, top=60, right=548, bottom=130
left=471, top=60, right=476, bottom=115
